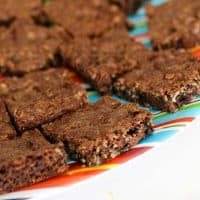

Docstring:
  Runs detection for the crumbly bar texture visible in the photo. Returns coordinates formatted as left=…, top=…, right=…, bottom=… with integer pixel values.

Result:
left=110, top=0, right=145, bottom=14
left=0, top=45, right=60, bottom=76
left=0, top=26, right=14, bottom=47
left=114, top=49, right=200, bottom=112
left=0, top=19, right=68, bottom=75
left=0, top=0, right=41, bottom=25
left=61, top=28, right=149, bottom=93
left=1, top=69, right=87, bottom=131
left=0, top=129, right=67, bottom=194
left=42, top=96, right=153, bottom=167
left=0, top=99, right=16, bottom=140
left=37, top=0, right=129, bottom=38
left=147, top=0, right=200, bottom=49
left=3, top=19, right=68, bottom=47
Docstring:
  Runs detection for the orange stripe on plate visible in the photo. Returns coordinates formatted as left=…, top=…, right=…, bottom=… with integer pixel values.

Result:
left=19, top=169, right=104, bottom=191
left=193, top=50, right=200, bottom=58
left=191, top=46, right=200, bottom=52
left=154, top=117, right=194, bottom=129
left=191, top=46, right=200, bottom=57
left=68, top=164, right=118, bottom=175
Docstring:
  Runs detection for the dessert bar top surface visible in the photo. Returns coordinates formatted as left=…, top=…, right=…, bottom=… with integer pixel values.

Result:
left=0, top=19, right=68, bottom=48
left=42, top=96, right=153, bottom=166
left=0, top=0, right=41, bottom=24
left=1, top=69, right=87, bottom=131
left=62, top=28, right=149, bottom=93
left=38, top=0, right=128, bottom=38
left=0, top=129, right=67, bottom=194
left=0, top=68, right=84, bottom=96
left=42, top=96, right=152, bottom=143
left=147, top=0, right=200, bottom=49
left=0, top=19, right=68, bottom=75
left=115, top=49, right=200, bottom=96
left=0, top=129, right=64, bottom=162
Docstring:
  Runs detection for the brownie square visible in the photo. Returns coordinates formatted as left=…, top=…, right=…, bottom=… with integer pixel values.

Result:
left=37, top=0, right=128, bottom=38
left=62, top=28, right=149, bottom=93
left=0, top=0, right=41, bottom=25
left=42, top=96, right=153, bottom=166
left=0, top=45, right=59, bottom=75
left=6, top=19, right=68, bottom=47
left=147, top=0, right=200, bottom=49
left=1, top=69, right=87, bottom=131
left=0, top=19, right=68, bottom=75
left=114, top=49, right=200, bottom=112
left=0, top=99, right=16, bottom=140
left=0, top=129, right=67, bottom=194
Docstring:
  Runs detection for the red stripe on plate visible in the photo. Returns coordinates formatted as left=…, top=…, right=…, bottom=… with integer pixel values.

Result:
left=193, top=50, right=200, bottom=57
left=20, top=170, right=104, bottom=191
left=134, top=33, right=149, bottom=40
left=191, top=46, right=200, bottom=57
left=154, top=117, right=194, bottom=129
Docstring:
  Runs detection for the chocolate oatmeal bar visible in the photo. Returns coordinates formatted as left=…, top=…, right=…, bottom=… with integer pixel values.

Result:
left=0, top=0, right=41, bottom=25
left=2, top=69, right=87, bottom=131
left=0, top=45, right=60, bottom=75
left=147, top=0, right=200, bottom=49
left=42, top=96, right=153, bottom=166
left=110, top=0, right=145, bottom=14
left=62, top=28, right=150, bottom=93
left=114, top=49, right=200, bottom=112
left=7, top=19, right=68, bottom=47
left=0, top=99, right=16, bottom=140
left=0, top=19, right=68, bottom=75
left=38, top=0, right=129, bottom=38
left=0, top=129, right=67, bottom=194
left=0, top=68, right=71, bottom=96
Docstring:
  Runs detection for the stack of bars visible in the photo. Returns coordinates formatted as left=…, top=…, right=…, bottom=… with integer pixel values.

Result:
left=0, top=0, right=200, bottom=194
